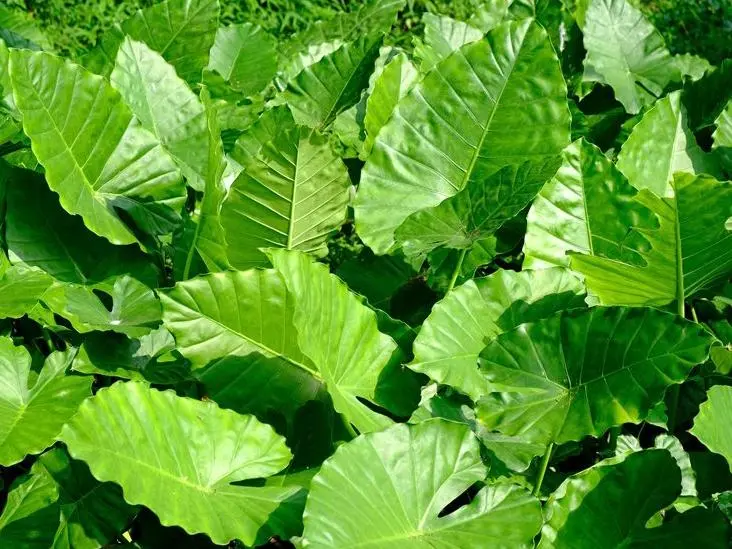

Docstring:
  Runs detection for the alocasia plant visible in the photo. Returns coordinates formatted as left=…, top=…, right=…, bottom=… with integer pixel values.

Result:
left=0, top=0, right=730, bottom=546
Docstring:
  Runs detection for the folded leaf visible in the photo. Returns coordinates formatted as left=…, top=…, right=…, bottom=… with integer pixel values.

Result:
left=477, top=307, right=711, bottom=446
left=524, top=138, right=657, bottom=269
left=0, top=265, right=52, bottom=319
left=691, top=385, right=732, bottom=473
left=355, top=19, right=570, bottom=253
left=303, top=420, right=543, bottom=548
left=570, top=173, right=732, bottom=307
left=411, top=268, right=584, bottom=400
left=10, top=50, right=185, bottom=244
left=267, top=249, right=396, bottom=433
left=713, top=100, right=732, bottom=172
left=540, top=450, right=729, bottom=548
left=111, top=37, right=210, bottom=191
left=0, top=341, right=91, bottom=466
left=395, top=160, right=560, bottom=259
left=616, top=91, right=717, bottom=197
left=60, top=381, right=297, bottom=546
left=4, top=166, right=158, bottom=285
left=285, top=34, right=382, bottom=129
left=221, top=107, right=350, bottom=268
left=581, top=0, right=679, bottom=114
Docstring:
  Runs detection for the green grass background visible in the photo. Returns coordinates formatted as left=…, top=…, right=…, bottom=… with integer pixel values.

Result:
left=6, top=0, right=731, bottom=64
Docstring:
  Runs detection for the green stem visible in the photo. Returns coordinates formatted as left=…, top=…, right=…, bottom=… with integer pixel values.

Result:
left=677, top=297, right=685, bottom=318
left=42, top=330, right=56, bottom=353
left=342, top=415, right=358, bottom=439
left=446, top=248, right=468, bottom=293
left=533, top=442, right=554, bottom=497
left=690, top=304, right=699, bottom=323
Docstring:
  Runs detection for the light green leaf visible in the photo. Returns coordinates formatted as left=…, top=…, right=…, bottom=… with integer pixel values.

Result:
left=395, top=160, right=560, bottom=260
left=302, top=420, right=543, bottom=548
left=0, top=265, right=53, bottom=319
left=411, top=268, right=585, bottom=400
left=469, top=0, right=513, bottom=32
left=413, top=14, right=483, bottom=72
left=111, top=37, right=209, bottom=191
left=0, top=5, right=52, bottom=50
left=284, top=34, right=382, bottom=129
left=673, top=53, right=712, bottom=82
left=712, top=99, right=732, bottom=172
left=0, top=461, right=59, bottom=549
left=616, top=91, right=717, bottom=197
left=362, top=52, right=418, bottom=156
left=0, top=341, right=91, bottom=466
left=570, top=173, right=732, bottom=307
left=267, top=249, right=397, bottom=432
left=539, top=450, right=729, bottom=548
left=41, top=275, right=161, bottom=337
left=691, top=385, right=732, bottom=472
left=39, top=448, right=137, bottom=549
left=581, top=0, right=679, bottom=114
left=477, top=307, right=712, bottom=446
left=221, top=107, right=350, bottom=268
left=524, top=138, right=657, bottom=269
left=355, top=19, right=570, bottom=253
left=9, top=50, right=185, bottom=245
left=205, top=23, right=277, bottom=96
left=4, top=166, right=158, bottom=286
left=60, top=381, right=297, bottom=546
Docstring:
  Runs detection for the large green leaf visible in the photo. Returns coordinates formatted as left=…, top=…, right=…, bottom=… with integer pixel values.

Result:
left=0, top=460, right=59, bottom=549
left=284, top=35, right=382, bottom=129
left=570, top=173, right=732, bottom=307
left=221, top=107, right=350, bottom=268
left=539, top=450, right=729, bottom=548
left=161, top=268, right=326, bottom=428
left=9, top=50, right=185, bottom=244
left=354, top=19, right=570, bottom=253
left=395, top=160, right=559, bottom=260
left=616, top=91, right=717, bottom=197
left=581, top=0, right=678, bottom=114
left=205, top=23, right=277, bottom=97
left=38, top=448, right=138, bottom=549
left=4, top=166, right=157, bottom=286
left=60, top=381, right=297, bottom=546
left=362, top=52, right=418, bottom=157
left=83, top=0, right=219, bottom=84
left=0, top=341, right=91, bottom=466
left=111, top=37, right=209, bottom=191
left=266, top=249, right=397, bottom=433
left=0, top=265, right=52, bottom=319
left=410, top=268, right=584, bottom=400
left=302, top=419, right=542, bottom=548
left=523, top=138, right=656, bottom=269
left=413, top=13, right=483, bottom=72
left=477, top=307, right=711, bottom=446
left=691, top=385, right=732, bottom=472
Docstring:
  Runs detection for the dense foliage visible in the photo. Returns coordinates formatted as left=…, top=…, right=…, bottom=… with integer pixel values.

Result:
left=0, top=0, right=731, bottom=547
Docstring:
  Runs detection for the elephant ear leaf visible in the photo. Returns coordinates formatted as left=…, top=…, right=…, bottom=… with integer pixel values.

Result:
left=691, top=385, right=732, bottom=473
left=0, top=340, right=91, bottom=467
left=59, top=381, right=297, bottom=546
left=539, top=450, right=730, bottom=548
left=477, top=307, right=712, bottom=446
left=355, top=19, right=570, bottom=254
left=302, top=420, right=543, bottom=548
left=570, top=173, right=732, bottom=307
left=9, top=49, right=185, bottom=244
left=581, top=0, right=679, bottom=114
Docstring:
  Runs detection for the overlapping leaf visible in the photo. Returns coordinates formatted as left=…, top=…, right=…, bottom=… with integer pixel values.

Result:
left=691, top=386, right=732, bottom=472
left=302, top=420, right=543, bottom=548
left=355, top=19, right=570, bottom=253
left=411, top=268, right=585, bottom=400
left=10, top=50, right=185, bottom=244
left=477, top=307, right=711, bottom=446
